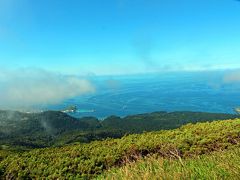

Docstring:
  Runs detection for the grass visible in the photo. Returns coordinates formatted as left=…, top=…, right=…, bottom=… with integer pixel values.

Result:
left=99, top=147, right=240, bottom=180
left=0, top=150, right=11, bottom=162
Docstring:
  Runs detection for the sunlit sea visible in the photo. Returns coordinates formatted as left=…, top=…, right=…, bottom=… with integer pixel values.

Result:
left=49, top=71, right=240, bottom=119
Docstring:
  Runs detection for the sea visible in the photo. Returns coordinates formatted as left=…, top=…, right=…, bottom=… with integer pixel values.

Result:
left=49, top=71, right=240, bottom=119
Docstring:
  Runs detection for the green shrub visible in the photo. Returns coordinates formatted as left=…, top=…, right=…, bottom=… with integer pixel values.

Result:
left=1, top=118, right=240, bottom=179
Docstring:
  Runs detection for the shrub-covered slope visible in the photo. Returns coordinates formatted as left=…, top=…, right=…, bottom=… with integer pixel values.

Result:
left=1, top=118, right=240, bottom=179
left=99, top=146, right=240, bottom=180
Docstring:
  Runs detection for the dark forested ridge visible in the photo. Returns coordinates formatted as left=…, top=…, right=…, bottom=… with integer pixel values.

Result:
left=0, top=110, right=97, bottom=149
left=0, top=110, right=239, bottom=150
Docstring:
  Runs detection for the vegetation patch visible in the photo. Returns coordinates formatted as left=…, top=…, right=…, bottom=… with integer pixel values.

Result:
left=99, top=146, right=240, bottom=180
left=1, top=118, right=240, bottom=179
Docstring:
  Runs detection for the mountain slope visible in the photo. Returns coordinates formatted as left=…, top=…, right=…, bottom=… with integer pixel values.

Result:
left=102, top=111, right=239, bottom=132
left=0, top=110, right=98, bottom=148
left=99, top=146, right=240, bottom=180
left=1, top=118, right=240, bottom=179
left=0, top=110, right=239, bottom=149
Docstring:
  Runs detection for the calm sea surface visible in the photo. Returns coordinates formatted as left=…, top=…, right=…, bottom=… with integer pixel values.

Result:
left=49, top=71, right=240, bottom=118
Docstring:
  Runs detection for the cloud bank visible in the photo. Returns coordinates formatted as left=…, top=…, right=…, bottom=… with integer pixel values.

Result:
left=223, top=70, right=240, bottom=83
left=0, top=68, right=95, bottom=110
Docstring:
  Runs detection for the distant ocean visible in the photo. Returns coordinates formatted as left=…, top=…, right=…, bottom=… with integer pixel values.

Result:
left=49, top=71, right=240, bottom=119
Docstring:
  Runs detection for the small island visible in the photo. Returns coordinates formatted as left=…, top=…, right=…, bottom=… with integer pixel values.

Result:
left=61, top=105, right=77, bottom=113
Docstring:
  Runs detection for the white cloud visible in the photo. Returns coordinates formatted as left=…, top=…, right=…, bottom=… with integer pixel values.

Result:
left=223, top=70, right=240, bottom=83
left=0, top=68, right=95, bottom=110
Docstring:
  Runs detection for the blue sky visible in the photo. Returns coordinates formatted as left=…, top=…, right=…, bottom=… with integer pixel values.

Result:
left=0, top=0, right=240, bottom=75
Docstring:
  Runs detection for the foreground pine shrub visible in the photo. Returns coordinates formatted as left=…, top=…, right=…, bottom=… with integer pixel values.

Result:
left=99, top=147, right=240, bottom=180
left=1, top=118, right=240, bottom=179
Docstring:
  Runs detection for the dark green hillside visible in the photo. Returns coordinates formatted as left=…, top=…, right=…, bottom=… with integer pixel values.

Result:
left=0, top=110, right=91, bottom=135
left=102, top=111, right=239, bottom=133
left=0, top=110, right=239, bottom=149
left=0, top=110, right=97, bottom=148
left=1, top=118, right=240, bottom=179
